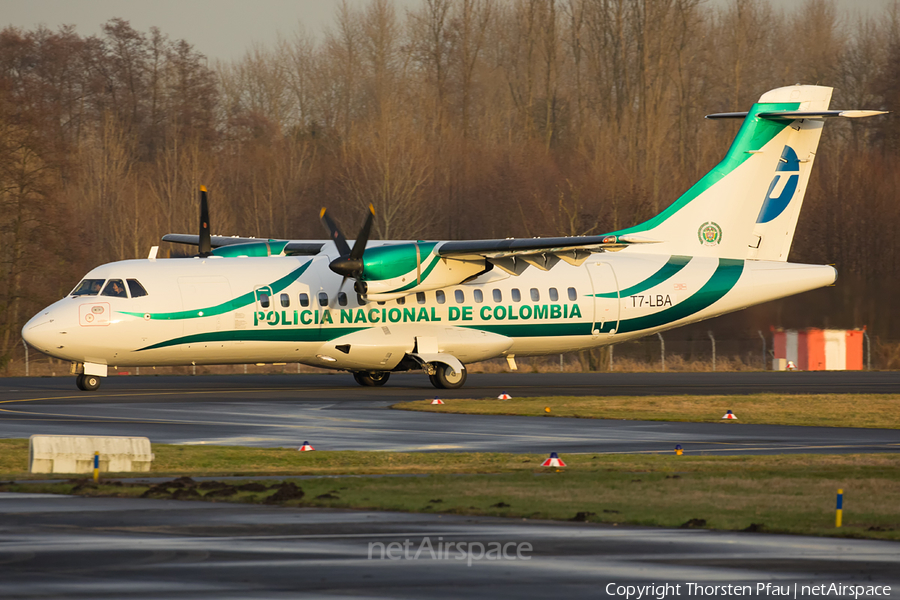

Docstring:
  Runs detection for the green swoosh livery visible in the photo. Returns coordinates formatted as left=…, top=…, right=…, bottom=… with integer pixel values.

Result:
left=120, top=261, right=311, bottom=321
left=590, top=256, right=691, bottom=299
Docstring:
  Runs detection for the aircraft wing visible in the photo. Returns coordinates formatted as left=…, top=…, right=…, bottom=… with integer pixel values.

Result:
left=162, top=234, right=325, bottom=255
left=438, top=234, right=657, bottom=259
left=436, top=234, right=658, bottom=273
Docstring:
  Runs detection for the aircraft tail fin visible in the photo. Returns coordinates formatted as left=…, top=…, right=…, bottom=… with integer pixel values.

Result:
left=612, top=85, right=885, bottom=261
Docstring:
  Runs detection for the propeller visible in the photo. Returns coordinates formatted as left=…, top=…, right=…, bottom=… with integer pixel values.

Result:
left=320, top=204, right=375, bottom=297
left=198, top=186, right=211, bottom=257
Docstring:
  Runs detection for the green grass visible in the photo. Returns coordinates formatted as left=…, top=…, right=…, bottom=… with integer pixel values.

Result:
left=1, top=438, right=899, bottom=540
left=392, top=394, right=900, bottom=428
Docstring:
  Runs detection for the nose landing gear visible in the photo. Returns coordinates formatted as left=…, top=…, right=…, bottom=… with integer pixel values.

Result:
left=75, top=373, right=101, bottom=391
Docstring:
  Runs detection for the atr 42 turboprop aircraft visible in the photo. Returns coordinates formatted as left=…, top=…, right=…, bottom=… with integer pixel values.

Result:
left=23, top=86, right=886, bottom=391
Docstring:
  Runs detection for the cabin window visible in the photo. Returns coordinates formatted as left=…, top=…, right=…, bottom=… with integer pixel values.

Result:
left=280, top=293, right=290, bottom=308
left=357, top=294, right=366, bottom=305
left=492, top=289, right=502, bottom=303
left=416, top=292, right=426, bottom=304
left=396, top=296, right=406, bottom=305
left=568, top=287, right=577, bottom=301
left=530, top=288, right=540, bottom=302
left=511, top=288, right=521, bottom=302
left=72, top=279, right=105, bottom=297
left=338, top=292, right=348, bottom=307
left=127, top=279, right=148, bottom=298
left=455, top=290, right=465, bottom=303
left=436, top=290, right=446, bottom=304
left=377, top=301, right=386, bottom=306
left=299, top=293, right=309, bottom=307
left=474, top=289, right=483, bottom=303
left=318, top=292, right=328, bottom=307
left=100, top=279, right=128, bottom=298
left=549, top=287, right=559, bottom=301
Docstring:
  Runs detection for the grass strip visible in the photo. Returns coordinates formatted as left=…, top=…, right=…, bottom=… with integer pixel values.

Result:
left=392, top=393, right=900, bottom=428
left=0, top=439, right=898, bottom=541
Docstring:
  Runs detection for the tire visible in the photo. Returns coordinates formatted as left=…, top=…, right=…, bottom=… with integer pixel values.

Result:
left=75, top=374, right=86, bottom=391
left=81, top=374, right=101, bottom=391
left=429, top=363, right=467, bottom=389
left=353, top=371, right=390, bottom=387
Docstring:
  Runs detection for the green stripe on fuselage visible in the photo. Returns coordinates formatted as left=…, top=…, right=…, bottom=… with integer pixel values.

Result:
left=119, top=261, right=311, bottom=321
left=591, top=256, right=691, bottom=299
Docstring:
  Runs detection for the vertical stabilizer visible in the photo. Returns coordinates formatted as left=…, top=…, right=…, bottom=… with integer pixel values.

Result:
left=611, top=85, right=834, bottom=261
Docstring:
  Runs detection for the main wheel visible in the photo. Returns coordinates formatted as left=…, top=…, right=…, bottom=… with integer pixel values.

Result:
left=352, top=371, right=390, bottom=387
left=429, top=363, right=467, bottom=389
left=77, top=373, right=101, bottom=391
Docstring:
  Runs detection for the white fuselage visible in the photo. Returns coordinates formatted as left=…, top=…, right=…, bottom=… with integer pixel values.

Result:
left=22, top=243, right=836, bottom=373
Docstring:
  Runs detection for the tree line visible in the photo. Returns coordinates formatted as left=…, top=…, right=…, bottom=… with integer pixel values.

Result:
left=2, top=0, right=900, bottom=369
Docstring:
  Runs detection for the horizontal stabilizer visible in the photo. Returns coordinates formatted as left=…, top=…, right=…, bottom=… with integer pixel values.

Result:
left=707, top=110, right=888, bottom=120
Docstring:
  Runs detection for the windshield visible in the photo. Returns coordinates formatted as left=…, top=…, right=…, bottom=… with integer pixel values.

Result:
left=101, top=279, right=128, bottom=298
left=71, top=279, right=105, bottom=297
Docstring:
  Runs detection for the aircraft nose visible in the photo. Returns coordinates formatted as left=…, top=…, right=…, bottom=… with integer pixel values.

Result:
left=22, top=307, right=65, bottom=354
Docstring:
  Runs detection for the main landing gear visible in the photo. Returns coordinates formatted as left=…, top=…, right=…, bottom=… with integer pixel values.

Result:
left=353, top=371, right=391, bottom=386
left=75, top=373, right=101, bottom=391
left=429, top=364, right=467, bottom=389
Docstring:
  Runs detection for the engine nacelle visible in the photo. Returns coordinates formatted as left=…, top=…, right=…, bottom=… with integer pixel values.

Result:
left=361, top=242, right=484, bottom=300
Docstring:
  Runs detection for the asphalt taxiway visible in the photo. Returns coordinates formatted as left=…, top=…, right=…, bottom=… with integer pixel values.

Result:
left=1, top=373, right=899, bottom=454
left=1, top=492, right=898, bottom=600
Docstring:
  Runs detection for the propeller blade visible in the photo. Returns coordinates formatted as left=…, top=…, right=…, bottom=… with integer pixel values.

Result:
left=326, top=204, right=375, bottom=280
left=329, top=276, right=348, bottom=309
left=198, top=186, right=211, bottom=257
left=349, top=204, right=375, bottom=261
left=319, top=208, right=351, bottom=257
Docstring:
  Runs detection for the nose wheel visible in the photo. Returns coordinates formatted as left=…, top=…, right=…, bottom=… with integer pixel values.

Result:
left=76, top=374, right=101, bottom=391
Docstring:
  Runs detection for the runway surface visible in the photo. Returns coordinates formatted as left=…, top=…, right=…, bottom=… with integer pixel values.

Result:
left=1, top=492, right=897, bottom=600
left=1, top=373, right=899, bottom=454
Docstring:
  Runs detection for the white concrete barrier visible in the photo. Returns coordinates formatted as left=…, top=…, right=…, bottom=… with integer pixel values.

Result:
left=29, top=435, right=154, bottom=474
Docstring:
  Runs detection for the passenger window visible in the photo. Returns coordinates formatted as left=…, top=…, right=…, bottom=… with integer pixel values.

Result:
left=397, top=296, right=406, bottom=305
left=474, top=289, right=483, bottom=303
left=127, top=279, right=148, bottom=298
left=530, top=288, right=539, bottom=302
left=377, top=301, right=385, bottom=306
left=549, top=287, right=559, bottom=301
left=299, top=293, right=310, bottom=307
left=318, top=292, right=328, bottom=307
left=280, top=293, right=290, bottom=308
left=511, top=289, right=521, bottom=302
left=337, top=292, right=348, bottom=307
left=72, top=279, right=105, bottom=297
left=455, top=290, right=465, bottom=303
left=436, top=290, right=446, bottom=304
left=101, top=279, right=128, bottom=298
left=568, top=287, right=577, bottom=301
left=258, top=292, right=270, bottom=308
left=492, top=289, right=502, bottom=303
left=417, top=292, right=426, bottom=304
left=357, top=294, right=366, bottom=305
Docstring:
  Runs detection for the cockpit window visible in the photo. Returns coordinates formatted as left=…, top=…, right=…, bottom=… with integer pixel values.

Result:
left=71, top=279, right=105, bottom=296
left=101, top=279, right=128, bottom=298
left=127, top=279, right=148, bottom=298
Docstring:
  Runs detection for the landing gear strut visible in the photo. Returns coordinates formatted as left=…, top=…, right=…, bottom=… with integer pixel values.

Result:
left=353, top=371, right=390, bottom=386
left=75, top=373, right=101, bottom=391
left=429, top=364, right=467, bottom=389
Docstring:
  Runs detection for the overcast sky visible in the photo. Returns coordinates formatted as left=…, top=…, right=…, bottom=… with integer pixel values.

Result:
left=2, top=0, right=894, bottom=63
